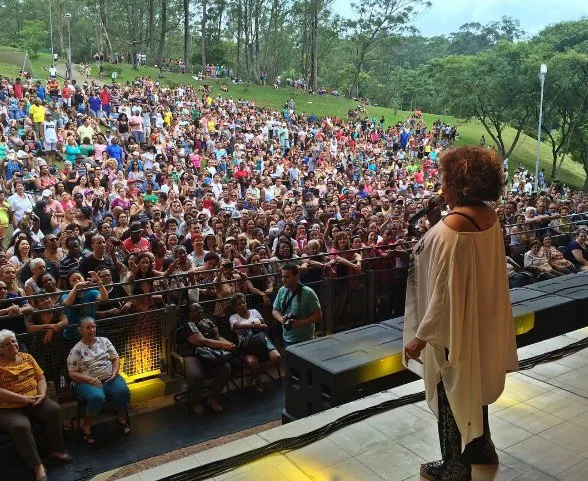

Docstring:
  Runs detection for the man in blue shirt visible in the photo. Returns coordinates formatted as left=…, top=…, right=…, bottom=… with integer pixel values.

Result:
left=87, top=92, right=102, bottom=117
left=272, top=263, right=321, bottom=346
left=105, top=137, right=124, bottom=166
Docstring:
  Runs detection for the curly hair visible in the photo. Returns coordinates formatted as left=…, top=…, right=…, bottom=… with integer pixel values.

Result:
left=439, top=147, right=504, bottom=204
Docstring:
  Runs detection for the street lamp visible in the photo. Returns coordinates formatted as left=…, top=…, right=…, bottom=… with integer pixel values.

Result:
left=535, top=63, right=548, bottom=192
left=65, top=12, right=72, bottom=80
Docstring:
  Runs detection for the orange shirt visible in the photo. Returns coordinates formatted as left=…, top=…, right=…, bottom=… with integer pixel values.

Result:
left=0, top=353, right=43, bottom=408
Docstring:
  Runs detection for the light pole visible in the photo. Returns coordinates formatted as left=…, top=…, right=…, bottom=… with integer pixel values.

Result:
left=65, top=12, right=72, bottom=80
left=49, top=0, right=54, bottom=67
left=535, top=63, right=547, bottom=192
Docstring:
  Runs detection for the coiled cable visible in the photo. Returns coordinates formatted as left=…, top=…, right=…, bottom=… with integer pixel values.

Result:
left=158, top=334, right=588, bottom=481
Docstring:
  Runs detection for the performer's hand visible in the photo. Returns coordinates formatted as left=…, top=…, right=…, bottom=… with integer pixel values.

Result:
left=426, top=205, right=443, bottom=227
left=404, top=337, right=427, bottom=364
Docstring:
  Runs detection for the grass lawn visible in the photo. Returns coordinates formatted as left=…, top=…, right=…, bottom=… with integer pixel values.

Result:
left=2, top=51, right=585, bottom=189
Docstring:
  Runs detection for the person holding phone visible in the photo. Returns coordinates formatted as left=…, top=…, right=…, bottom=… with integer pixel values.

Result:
left=213, top=259, right=247, bottom=317
left=67, top=317, right=131, bottom=444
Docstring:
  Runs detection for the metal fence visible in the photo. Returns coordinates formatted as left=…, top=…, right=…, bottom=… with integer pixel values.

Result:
left=13, top=263, right=408, bottom=399
left=16, top=309, right=168, bottom=397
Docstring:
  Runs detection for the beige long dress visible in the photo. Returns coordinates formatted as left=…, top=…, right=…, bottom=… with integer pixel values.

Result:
left=403, top=219, right=518, bottom=449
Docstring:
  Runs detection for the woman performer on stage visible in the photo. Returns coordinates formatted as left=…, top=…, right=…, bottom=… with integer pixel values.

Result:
left=403, top=146, right=518, bottom=481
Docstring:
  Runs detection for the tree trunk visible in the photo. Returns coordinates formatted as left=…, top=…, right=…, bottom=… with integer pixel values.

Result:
left=253, top=0, right=260, bottom=82
left=184, top=0, right=190, bottom=69
left=156, top=0, right=167, bottom=66
left=236, top=0, right=242, bottom=77
left=243, top=0, right=250, bottom=77
left=309, top=0, right=318, bottom=92
left=201, top=0, right=207, bottom=74
left=149, top=0, right=155, bottom=63
left=215, top=0, right=225, bottom=43
left=98, top=0, right=114, bottom=60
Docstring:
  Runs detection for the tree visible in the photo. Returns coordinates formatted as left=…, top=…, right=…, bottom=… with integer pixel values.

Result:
left=184, top=0, right=190, bottom=69
left=448, top=16, right=525, bottom=56
left=18, top=20, right=47, bottom=58
left=435, top=41, right=537, bottom=159
left=534, top=50, right=588, bottom=179
left=569, top=121, right=588, bottom=192
left=344, top=0, right=431, bottom=97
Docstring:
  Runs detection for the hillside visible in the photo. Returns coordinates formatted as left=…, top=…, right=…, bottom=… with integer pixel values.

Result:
left=4, top=51, right=585, bottom=189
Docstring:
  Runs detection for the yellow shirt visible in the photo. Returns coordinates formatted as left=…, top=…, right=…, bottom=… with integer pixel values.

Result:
left=164, top=111, right=172, bottom=126
left=0, top=353, right=43, bottom=409
left=207, top=119, right=216, bottom=132
left=29, top=104, right=45, bottom=123
left=0, top=200, right=9, bottom=227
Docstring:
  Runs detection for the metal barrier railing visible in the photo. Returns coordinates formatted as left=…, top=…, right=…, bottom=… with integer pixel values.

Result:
left=16, top=309, right=167, bottom=396
left=15, top=264, right=408, bottom=399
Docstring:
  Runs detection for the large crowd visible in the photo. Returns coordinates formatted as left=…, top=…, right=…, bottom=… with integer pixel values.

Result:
left=0, top=72, right=588, bottom=480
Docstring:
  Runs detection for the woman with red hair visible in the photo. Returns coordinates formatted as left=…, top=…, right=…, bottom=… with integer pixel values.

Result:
left=403, top=147, right=518, bottom=481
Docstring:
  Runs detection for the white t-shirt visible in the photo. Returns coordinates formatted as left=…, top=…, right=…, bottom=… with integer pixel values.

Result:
left=67, top=337, right=118, bottom=381
left=229, top=309, right=264, bottom=341
left=43, top=121, right=58, bottom=143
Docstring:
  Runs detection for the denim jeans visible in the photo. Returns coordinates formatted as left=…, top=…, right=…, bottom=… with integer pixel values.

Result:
left=73, top=374, right=130, bottom=416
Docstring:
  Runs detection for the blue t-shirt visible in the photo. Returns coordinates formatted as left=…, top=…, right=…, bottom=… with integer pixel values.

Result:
left=88, top=96, right=102, bottom=112
left=61, top=289, right=100, bottom=339
left=106, top=144, right=123, bottom=163
left=565, top=241, right=588, bottom=268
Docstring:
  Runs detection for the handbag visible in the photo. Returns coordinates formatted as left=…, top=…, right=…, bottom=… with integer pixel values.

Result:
left=239, top=329, right=268, bottom=358
left=194, top=346, right=233, bottom=365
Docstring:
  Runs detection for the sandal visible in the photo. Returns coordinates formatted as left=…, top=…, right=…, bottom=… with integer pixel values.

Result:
left=116, top=419, right=131, bottom=435
left=82, top=428, right=95, bottom=445
left=48, top=453, right=74, bottom=465
left=206, top=397, right=224, bottom=413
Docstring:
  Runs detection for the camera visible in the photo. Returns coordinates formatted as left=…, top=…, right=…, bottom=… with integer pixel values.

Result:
left=283, top=313, right=296, bottom=331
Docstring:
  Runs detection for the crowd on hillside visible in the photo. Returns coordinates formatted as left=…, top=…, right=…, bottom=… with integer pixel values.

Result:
left=0, top=72, right=588, bottom=479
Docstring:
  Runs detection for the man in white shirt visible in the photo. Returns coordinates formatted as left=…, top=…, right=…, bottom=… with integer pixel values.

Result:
left=210, top=173, right=223, bottom=198
left=42, top=113, right=58, bottom=162
left=219, top=191, right=236, bottom=213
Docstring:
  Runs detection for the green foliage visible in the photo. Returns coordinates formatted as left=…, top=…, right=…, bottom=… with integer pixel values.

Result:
left=18, top=20, right=47, bottom=58
left=100, top=63, right=122, bottom=76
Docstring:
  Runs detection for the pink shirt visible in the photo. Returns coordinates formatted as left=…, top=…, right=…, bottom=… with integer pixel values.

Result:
left=129, top=115, right=144, bottom=132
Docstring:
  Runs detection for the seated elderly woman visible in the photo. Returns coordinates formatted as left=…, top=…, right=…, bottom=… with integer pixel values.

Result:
left=0, top=329, right=72, bottom=481
left=177, top=302, right=235, bottom=414
left=564, top=228, right=588, bottom=271
left=67, top=317, right=131, bottom=444
left=540, top=235, right=577, bottom=275
left=229, top=293, right=281, bottom=393
left=524, top=240, right=563, bottom=280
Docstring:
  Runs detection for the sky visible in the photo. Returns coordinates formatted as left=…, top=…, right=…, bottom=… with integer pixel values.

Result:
left=331, top=0, right=588, bottom=37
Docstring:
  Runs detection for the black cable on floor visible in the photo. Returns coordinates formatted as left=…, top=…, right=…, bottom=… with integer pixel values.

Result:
left=160, top=335, right=588, bottom=481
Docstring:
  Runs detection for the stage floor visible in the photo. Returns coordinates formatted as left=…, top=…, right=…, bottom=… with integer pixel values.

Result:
left=109, top=327, right=588, bottom=481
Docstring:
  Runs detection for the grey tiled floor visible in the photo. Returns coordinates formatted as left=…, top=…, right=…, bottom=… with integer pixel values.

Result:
left=114, top=328, right=588, bottom=481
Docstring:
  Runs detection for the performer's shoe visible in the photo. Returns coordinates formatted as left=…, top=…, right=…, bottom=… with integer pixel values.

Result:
left=420, top=460, right=471, bottom=481
left=463, top=438, right=499, bottom=465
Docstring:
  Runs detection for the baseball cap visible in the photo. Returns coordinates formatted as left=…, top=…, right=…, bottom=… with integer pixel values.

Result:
left=31, top=242, right=45, bottom=252
left=41, top=189, right=52, bottom=198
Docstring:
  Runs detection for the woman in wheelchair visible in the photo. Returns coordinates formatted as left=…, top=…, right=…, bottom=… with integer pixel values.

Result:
left=229, top=294, right=281, bottom=393
left=177, top=302, right=235, bottom=414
